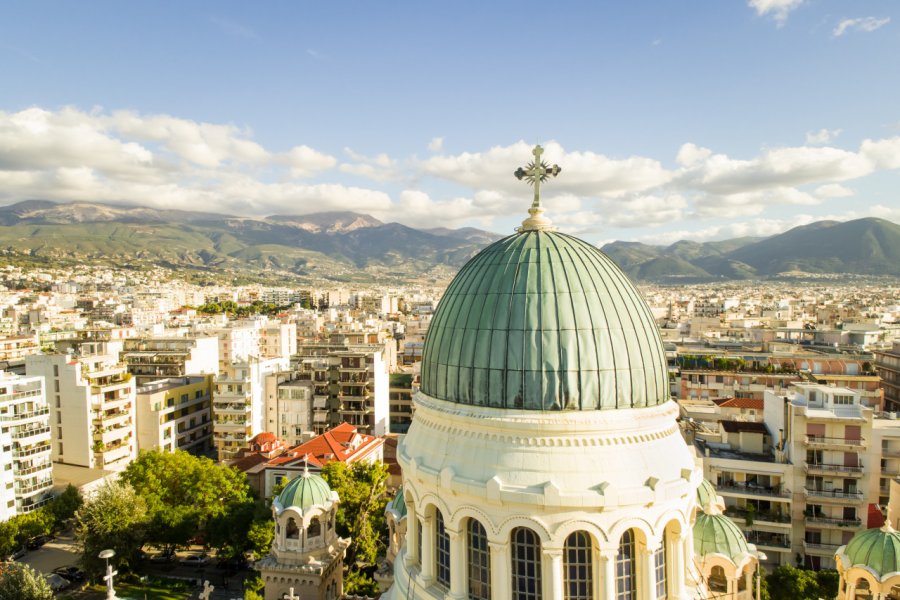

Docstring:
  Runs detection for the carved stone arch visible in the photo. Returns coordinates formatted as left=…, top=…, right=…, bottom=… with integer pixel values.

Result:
left=552, top=518, right=608, bottom=547
left=448, top=504, right=496, bottom=536
left=417, top=492, right=451, bottom=522
left=606, top=515, right=655, bottom=548
left=653, top=509, right=688, bottom=537
left=497, top=514, right=552, bottom=544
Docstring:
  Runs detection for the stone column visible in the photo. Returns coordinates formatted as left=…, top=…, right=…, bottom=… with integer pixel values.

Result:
left=420, top=514, right=435, bottom=586
left=669, top=531, right=686, bottom=599
left=489, top=541, right=511, bottom=600
left=641, top=545, right=658, bottom=600
left=542, top=547, right=564, bottom=600
left=600, top=549, right=618, bottom=600
left=405, top=507, right=419, bottom=568
left=447, top=527, right=467, bottom=600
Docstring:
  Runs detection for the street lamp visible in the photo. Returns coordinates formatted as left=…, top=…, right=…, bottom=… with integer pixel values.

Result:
left=99, top=549, right=117, bottom=600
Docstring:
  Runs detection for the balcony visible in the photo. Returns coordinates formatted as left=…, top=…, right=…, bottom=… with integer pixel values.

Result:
left=0, top=388, right=42, bottom=403
left=882, top=446, right=900, bottom=458
left=94, top=410, right=131, bottom=428
left=99, top=443, right=132, bottom=465
left=804, top=488, right=865, bottom=502
left=804, top=463, right=864, bottom=477
left=92, top=395, right=131, bottom=412
left=16, top=478, right=53, bottom=496
left=717, top=481, right=791, bottom=499
left=805, top=435, right=865, bottom=449
left=805, top=514, right=862, bottom=528
left=14, top=462, right=52, bottom=477
left=802, top=540, right=841, bottom=556
left=11, top=426, right=51, bottom=442
left=0, top=405, right=49, bottom=423
left=724, top=508, right=792, bottom=526
left=213, top=402, right=250, bottom=414
left=13, top=443, right=51, bottom=458
left=745, top=532, right=791, bottom=550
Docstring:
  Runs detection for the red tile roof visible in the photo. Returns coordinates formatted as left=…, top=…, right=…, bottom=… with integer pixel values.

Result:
left=264, top=422, right=383, bottom=468
left=713, top=397, right=764, bottom=410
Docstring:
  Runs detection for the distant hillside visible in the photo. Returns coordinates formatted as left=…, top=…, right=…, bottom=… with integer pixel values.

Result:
left=0, top=200, right=502, bottom=283
left=601, top=218, right=900, bottom=281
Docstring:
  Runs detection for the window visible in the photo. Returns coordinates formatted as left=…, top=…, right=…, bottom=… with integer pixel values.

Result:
left=709, top=566, right=728, bottom=592
left=653, top=543, right=667, bottom=599
left=436, top=510, right=450, bottom=587
left=308, top=517, right=321, bottom=538
left=468, top=519, right=490, bottom=600
left=511, top=527, right=542, bottom=600
left=564, top=531, right=593, bottom=600
left=285, top=517, right=299, bottom=539
left=615, top=530, right=636, bottom=600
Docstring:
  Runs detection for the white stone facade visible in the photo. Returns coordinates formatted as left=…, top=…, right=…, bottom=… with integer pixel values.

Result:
left=387, top=393, right=701, bottom=600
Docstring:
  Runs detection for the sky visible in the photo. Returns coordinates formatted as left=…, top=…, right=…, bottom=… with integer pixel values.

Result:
left=1, top=0, right=899, bottom=246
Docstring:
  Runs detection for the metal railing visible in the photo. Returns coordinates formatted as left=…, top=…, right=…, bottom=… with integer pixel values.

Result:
left=805, top=435, right=865, bottom=447
left=806, top=514, right=862, bottom=528
left=804, top=488, right=864, bottom=500
left=716, top=482, right=791, bottom=498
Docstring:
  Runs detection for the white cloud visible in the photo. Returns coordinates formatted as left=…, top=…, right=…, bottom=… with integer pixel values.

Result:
left=419, top=140, right=672, bottom=198
left=692, top=187, right=820, bottom=218
left=339, top=148, right=398, bottom=182
left=428, top=137, right=444, bottom=152
left=748, top=0, right=803, bottom=25
left=676, top=143, right=874, bottom=195
left=814, top=183, right=853, bottom=199
left=805, top=128, right=841, bottom=145
left=860, top=136, right=900, bottom=169
left=833, top=17, right=891, bottom=37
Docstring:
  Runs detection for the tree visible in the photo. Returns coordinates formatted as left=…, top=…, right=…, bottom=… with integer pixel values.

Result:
left=12, top=510, right=53, bottom=546
left=0, top=562, right=53, bottom=600
left=344, top=568, right=380, bottom=596
left=45, top=484, right=83, bottom=529
left=765, top=565, right=839, bottom=600
left=321, top=461, right=390, bottom=567
left=206, top=499, right=273, bottom=560
left=74, top=481, right=148, bottom=578
left=121, top=450, right=252, bottom=549
left=0, top=519, right=19, bottom=558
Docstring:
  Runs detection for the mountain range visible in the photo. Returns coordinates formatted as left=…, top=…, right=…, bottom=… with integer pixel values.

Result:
left=1, top=200, right=899, bottom=282
left=600, top=218, right=900, bottom=281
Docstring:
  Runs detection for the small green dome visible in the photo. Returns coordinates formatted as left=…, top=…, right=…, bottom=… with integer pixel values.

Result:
left=694, top=512, right=750, bottom=561
left=697, top=480, right=718, bottom=511
left=844, top=526, right=900, bottom=576
left=276, top=472, right=333, bottom=513
left=420, top=230, right=669, bottom=410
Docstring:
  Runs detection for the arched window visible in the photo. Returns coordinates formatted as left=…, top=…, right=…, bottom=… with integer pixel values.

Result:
left=564, top=531, right=593, bottom=600
left=285, top=517, right=300, bottom=539
left=615, top=530, right=636, bottom=600
left=308, top=517, right=321, bottom=538
left=653, top=542, right=666, bottom=599
left=888, top=584, right=900, bottom=600
left=856, top=578, right=872, bottom=599
left=436, top=510, right=451, bottom=587
left=468, top=519, right=490, bottom=600
left=709, top=566, right=728, bottom=593
left=511, top=527, right=542, bottom=600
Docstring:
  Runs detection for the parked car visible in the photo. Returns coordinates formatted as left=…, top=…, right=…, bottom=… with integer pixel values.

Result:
left=179, top=552, right=210, bottom=566
left=52, top=565, right=85, bottom=582
left=4, top=547, right=26, bottom=561
left=26, top=535, right=50, bottom=550
left=150, top=549, right=176, bottom=563
left=44, top=573, right=70, bottom=592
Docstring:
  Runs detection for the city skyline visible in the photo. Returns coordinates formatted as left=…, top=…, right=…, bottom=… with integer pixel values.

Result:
left=2, top=1, right=899, bottom=245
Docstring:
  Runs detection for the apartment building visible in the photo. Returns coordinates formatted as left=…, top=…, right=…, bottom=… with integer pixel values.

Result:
left=0, top=372, right=53, bottom=519
left=213, top=356, right=288, bottom=460
left=265, top=376, right=315, bottom=447
left=680, top=369, right=798, bottom=401
left=122, top=336, right=219, bottom=385
left=388, top=372, right=416, bottom=434
left=766, top=383, right=875, bottom=569
left=135, top=375, right=213, bottom=454
left=875, top=342, right=900, bottom=411
left=26, top=343, right=137, bottom=471
left=295, top=341, right=389, bottom=436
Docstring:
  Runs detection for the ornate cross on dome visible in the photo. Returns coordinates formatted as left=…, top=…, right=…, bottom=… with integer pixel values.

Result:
left=515, top=144, right=561, bottom=231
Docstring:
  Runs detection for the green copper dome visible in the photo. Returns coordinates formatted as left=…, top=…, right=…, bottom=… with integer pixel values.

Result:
left=697, top=479, right=719, bottom=511
left=275, top=472, right=333, bottom=514
left=420, top=229, right=669, bottom=410
left=693, top=512, right=751, bottom=561
left=388, top=486, right=407, bottom=518
left=843, top=526, right=900, bottom=576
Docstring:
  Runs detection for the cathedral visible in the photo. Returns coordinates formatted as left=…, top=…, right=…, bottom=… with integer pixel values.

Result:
left=382, top=145, right=762, bottom=600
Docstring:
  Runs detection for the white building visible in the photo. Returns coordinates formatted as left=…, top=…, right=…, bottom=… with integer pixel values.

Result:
left=135, top=375, right=213, bottom=454
left=0, top=372, right=53, bottom=519
left=26, top=343, right=137, bottom=471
